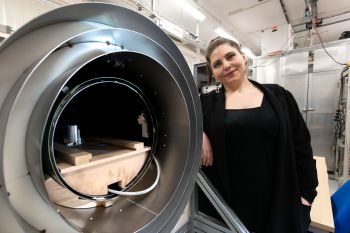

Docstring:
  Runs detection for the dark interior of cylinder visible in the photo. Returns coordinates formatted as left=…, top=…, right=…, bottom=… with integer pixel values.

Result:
left=54, top=82, right=154, bottom=146
left=50, top=80, right=156, bottom=197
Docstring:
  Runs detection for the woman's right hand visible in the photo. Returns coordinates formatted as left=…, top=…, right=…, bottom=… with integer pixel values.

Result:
left=202, top=132, right=213, bottom=166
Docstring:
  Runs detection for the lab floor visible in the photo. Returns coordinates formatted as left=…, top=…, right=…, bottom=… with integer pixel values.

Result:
left=328, top=179, right=339, bottom=195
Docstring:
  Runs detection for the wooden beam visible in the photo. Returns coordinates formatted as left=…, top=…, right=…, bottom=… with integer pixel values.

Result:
left=54, top=143, right=92, bottom=166
left=310, top=156, right=335, bottom=232
left=56, top=144, right=151, bottom=195
left=91, top=137, right=144, bottom=150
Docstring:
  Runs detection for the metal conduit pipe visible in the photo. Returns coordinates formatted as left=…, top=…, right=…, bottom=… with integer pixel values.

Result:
left=0, top=3, right=202, bottom=233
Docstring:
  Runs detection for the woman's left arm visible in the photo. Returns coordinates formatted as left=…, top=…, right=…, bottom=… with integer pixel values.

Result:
left=284, top=90, right=319, bottom=205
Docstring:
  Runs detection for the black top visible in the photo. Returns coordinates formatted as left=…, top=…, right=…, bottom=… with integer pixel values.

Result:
left=224, top=96, right=279, bottom=232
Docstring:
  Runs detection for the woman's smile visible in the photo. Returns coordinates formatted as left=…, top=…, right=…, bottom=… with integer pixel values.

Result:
left=224, top=68, right=237, bottom=77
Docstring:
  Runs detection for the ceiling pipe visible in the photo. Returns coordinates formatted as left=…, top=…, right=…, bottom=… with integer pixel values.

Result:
left=305, top=0, right=320, bottom=25
left=294, top=17, right=350, bottom=33
left=278, top=0, right=290, bottom=24
left=292, top=9, right=350, bottom=28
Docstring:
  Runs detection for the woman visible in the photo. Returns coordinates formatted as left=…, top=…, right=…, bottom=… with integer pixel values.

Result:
left=200, top=37, right=318, bottom=233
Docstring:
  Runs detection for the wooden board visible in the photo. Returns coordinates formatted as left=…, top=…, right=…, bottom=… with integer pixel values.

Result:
left=90, top=137, right=144, bottom=150
left=47, top=139, right=151, bottom=207
left=45, top=178, right=108, bottom=209
left=55, top=141, right=151, bottom=195
left=54, top=143, right=92, bottom=165
left=310, top=156, right=335, bottom=232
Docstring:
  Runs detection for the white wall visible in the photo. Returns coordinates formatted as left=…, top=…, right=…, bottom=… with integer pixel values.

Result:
left=177, top=42, right=205, bottom=73
left=0, top=0, right=57, bottom=31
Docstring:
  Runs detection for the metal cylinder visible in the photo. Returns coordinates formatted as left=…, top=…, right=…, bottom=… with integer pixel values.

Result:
left=0, top=3, right=202, bottom=233
left=63, top=125, right=80, bottom=145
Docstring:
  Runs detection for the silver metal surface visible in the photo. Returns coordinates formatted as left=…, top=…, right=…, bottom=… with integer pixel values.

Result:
left=196, top=171, right=249, bottom=233
left=308, top=71, right=340, bottom=169
left=308, top=71, right=339, bottom=114
left=253, top=57, right=281, bottom=84
left=0, top=3, right=202, bottom=233
left=63, top=125, right=80, bottom=145
left=313, top=45, right=347, bottom=72
left=280, top=52, right=309, bottom=75
left=281, top=73, right=309, bottom=112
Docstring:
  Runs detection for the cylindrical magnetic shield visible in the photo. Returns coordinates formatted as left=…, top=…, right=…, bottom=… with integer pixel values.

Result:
left=0, top=3, right=202, bottom=233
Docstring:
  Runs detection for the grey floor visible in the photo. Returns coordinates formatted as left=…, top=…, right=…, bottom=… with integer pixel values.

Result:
left=328, top=179, right=339, bottom=195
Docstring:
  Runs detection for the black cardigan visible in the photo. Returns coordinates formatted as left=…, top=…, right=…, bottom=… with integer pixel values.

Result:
left=200, top=80, right=318, bottom=233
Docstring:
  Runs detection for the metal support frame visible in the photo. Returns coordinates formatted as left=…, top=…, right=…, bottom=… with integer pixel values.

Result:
left=278, top=0, right=290, bottom=24
left=175, top=170, right=249, bottom=233
left=341, top=69, right=350, bottom=183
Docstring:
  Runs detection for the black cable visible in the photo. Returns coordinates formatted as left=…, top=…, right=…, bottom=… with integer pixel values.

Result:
left=312, top=22, right=348, bottom=66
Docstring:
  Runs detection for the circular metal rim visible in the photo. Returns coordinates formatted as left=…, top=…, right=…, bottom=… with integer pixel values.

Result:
left=46, top=77, right=158, bottom=201
left=0, top=3, right=202, bottom=233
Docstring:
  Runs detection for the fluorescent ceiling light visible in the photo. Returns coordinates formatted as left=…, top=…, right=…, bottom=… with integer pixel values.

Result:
left=39, top=0, right=63, bottom=7
left=241, top=47, right=256, bottom=59
left=177, top=0, right=206, bottom=21
left=214, top=27, right=239, bottom=43
left=158, top=18, right=185, bottom=39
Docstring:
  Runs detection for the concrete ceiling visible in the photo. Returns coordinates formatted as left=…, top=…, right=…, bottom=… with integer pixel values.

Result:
left=50, top=0, right=350, bottom=56
left=194, top=0, right=350, bottom=55
left=150, top=0, right=349, bottom=56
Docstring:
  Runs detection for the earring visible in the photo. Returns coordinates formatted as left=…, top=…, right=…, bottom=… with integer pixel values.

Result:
left=215, top=80, right=220, bottom=94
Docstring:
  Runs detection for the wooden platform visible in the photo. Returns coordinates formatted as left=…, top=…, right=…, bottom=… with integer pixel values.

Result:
left=310, top=156, right=335, bottom=232
left=46, top=138, right=150, bottom=208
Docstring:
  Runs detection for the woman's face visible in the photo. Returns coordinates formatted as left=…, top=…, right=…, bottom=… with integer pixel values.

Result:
left=209, top=43, right=247, bottom=87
